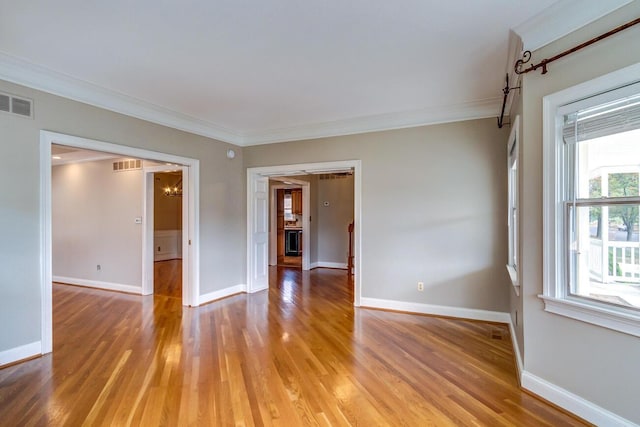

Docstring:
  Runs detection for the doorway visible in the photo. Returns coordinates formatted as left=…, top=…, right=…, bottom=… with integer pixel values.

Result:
left=152, top=170, right=184, bottom=298
left=40, top=131, right=200, bottom=354
left=269, top=177, right=310, bottom=269
left=247, top=160, right=361, bottom=306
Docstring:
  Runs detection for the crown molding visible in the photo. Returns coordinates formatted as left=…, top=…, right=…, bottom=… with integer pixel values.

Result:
left=513, top=0, right=633, bottom=52
left=0, top=52, right=241, bottom=144
left=239, top=98, right=501, bottom=146
left=0, top=51, right=501, bottom=147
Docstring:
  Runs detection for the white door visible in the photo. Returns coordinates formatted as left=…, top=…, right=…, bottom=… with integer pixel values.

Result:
left=248, top=175, right=269, bottom=292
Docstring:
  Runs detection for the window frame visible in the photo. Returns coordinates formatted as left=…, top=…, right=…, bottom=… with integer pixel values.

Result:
left=506, top=115, right=520, bottom=295
left=542, top=62, right=640, bottom=338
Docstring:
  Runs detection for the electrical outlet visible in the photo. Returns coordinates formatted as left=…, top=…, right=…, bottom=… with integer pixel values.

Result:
left=417, top=281, right=424, bottom=291
left=97, top=264, right=101, bottom=271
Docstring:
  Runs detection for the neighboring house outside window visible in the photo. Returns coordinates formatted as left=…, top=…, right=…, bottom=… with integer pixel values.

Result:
left=542, top=66, right=640, bottom=337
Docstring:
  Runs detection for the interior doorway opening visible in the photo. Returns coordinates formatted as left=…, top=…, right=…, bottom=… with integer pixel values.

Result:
left=41, top=131, right=200, bottom=354
left=269, top=177, right=310, bottom=270
left=152, top=170, right=184, bottom=299
left=247, top=160, right=361, bottom=306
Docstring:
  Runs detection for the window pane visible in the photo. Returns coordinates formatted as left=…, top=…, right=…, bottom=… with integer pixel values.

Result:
left=570, top=204, right=640, bottom=309
left=284, top=193, right=294, bottom=220
left=572, top=128, right=640, bottom=199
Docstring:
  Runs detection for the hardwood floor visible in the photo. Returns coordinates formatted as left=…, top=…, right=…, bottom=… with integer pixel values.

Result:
left=279, top=255, right=302, bottom=267
left=0, top=267, right=587, bottom=426
left=154, top=259, right=182, bottom=298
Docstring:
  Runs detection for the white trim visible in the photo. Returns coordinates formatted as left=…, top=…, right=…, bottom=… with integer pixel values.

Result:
left=359, top=297, right=511, bottom=324
left=239, top=98, right=501, bottom=146
left=0, top=52, right=502, bottom=146
left=41, top=131, right=201, bottom=353
left=513, top=0, right=632, bottom=52
left=198, top=285, right=247, bottom=305
left=0, top=341, right=41, bottom=367
left=507, top=114, right=520, bottom=295
left=506, top=265, right=520, bottom=296
left=248, top=160, right=362, bottom=306
left=53, top=276, right=141, bottom=294
left=153, top=229, right=183, bottom=261
left=521, top=371, right=638, bottom=427
left=541, top=63, right=640, bottom=337
left=0, top=52, right=240, bottom=144
left=507, top=319, right=523, bottom=380
left=39, top=134, right=53, bottom=354
left=310, top=262, right=348, bottom=270
left=540, top=295, right=640, bottom=338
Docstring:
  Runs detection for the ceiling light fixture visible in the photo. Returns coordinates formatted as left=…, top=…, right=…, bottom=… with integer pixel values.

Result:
left=164, top=178, right=183, bottom=197
left=52, top=156, right=61, bottom=160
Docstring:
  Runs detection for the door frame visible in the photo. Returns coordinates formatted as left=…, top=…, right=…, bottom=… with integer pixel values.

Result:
left=40, top=131, right=200, bottom=354
left=269, top=179, right=310, bottom=270
left=247, top=160, right=361, bottom=306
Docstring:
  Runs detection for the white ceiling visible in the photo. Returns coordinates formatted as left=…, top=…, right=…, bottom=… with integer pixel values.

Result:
left=0, top=1, right=631, bottom=145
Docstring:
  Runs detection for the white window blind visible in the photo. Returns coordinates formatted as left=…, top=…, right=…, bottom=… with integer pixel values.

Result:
left=563, top=87, right=640, bottom=143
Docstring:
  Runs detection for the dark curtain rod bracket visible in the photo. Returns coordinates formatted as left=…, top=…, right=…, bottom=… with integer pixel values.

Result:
left=497, top=73, right=521, bottom=129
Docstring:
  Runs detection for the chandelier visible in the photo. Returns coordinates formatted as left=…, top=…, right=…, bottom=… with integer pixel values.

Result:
left=164, top=179, right=182, bottom=197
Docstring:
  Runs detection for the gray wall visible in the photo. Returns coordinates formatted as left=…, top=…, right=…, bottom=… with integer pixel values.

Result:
left=316, top=175, right=354, bottom=265
left=52, top=159, right=143, bottom=287
left=245, top=119, right=510, bottom=310
left=0, top=79, right=244, bottom=353
left=520, top=2, right=640, bottom=422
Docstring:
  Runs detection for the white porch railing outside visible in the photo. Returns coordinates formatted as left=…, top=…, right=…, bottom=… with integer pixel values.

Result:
left=589, top=238, right=640, bottom=283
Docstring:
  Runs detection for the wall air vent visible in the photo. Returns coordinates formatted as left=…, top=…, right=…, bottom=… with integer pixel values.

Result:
left=0, top=91, right=33, bottom=118
left=113, top=159, right=142, bottom=172
left=319, top=172, right=353, bottom=180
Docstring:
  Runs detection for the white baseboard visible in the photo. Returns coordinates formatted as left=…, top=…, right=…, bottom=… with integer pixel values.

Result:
left=199, top=284, right=246, bottom=305
left=53, top=276, right=141, bottom=294
left=0, top=341, right=41, bottom=367
left=310, top=261, right=347, bottom=270
left=521, top=371, right=637, bottom=427
left=359, top=297, right=511, bottom=323
left=507, top=318, right=524, bottom=380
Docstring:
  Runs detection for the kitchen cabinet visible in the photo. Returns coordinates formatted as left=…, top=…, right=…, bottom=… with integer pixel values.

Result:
left=292, top=189, right=302, bottom=215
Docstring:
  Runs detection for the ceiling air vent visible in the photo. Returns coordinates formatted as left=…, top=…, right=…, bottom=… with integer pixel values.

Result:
left=0, top=93, right=9, bottom=113
left=113, top=159, right=142, bottom=172
left=0, top=91, right=33, bottom=118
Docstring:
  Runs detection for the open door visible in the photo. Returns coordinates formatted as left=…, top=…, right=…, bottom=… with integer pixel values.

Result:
left=247, top=174, right=269, bottom=292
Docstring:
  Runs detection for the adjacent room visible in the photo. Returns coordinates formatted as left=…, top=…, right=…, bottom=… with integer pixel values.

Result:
left=1, top=1, right=639, bottom=425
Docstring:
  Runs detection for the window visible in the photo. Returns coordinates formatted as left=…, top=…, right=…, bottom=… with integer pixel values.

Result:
left=542, top=65, right=640, bottom=337
left=284, top=191, right=294, bottom=221
left=507, top=116, right=519, bottom=294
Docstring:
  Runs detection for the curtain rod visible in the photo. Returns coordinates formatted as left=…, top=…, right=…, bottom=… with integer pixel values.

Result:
left=498, top=16, right=640, bottom=128
left=515, top=17, right=640, bottom=75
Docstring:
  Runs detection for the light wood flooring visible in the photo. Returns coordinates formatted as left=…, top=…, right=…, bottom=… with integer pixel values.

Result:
left=278, top=255, right=302, bottom=267
left=154, top=259, right=182, bottom=299
left=0, top=267, right=588, bottom=426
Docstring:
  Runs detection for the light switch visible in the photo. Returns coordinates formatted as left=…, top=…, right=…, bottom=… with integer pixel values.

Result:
left=134, top=217, right=142, bottom=224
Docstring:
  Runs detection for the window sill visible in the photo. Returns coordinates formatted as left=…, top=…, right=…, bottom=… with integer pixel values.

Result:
left=539, top=295, right=640, bottom=338
left=506, top=265, right=520, bottom=296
